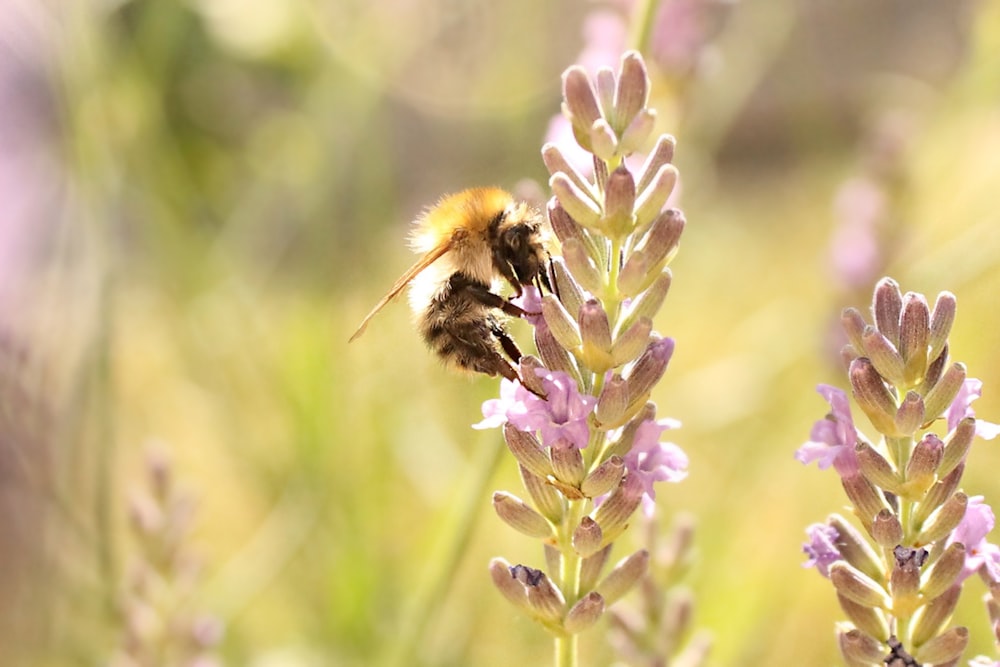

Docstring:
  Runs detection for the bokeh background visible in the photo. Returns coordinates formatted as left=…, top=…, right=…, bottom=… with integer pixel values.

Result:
left=3, top=0, right=1000, bottom=665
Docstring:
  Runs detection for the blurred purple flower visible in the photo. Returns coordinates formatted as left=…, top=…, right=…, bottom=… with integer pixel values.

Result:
left=802, top=523, right=841, bottom=578
left=622, top=417, right=686, bottom=515
left=829, top=178, right=885, bottom=290
left=946, top=378, right=1000, bottom=440
left=948, top=495, right=1000, bottom=583
left=475, top=370, right=596, bottom=450
left=794, top=385, right=860, bottom=476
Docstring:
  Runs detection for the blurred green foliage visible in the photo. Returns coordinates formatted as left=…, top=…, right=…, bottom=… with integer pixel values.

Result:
left=4, top=0, right=1000, bottom=666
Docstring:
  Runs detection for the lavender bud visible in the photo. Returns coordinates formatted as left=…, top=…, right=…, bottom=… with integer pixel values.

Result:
left=549, top=258, right=587, bottom=320
left=927, top=291, right=956, bottom=363
left=889, top=562, right=921, bottom=614
left=922, top=362, right=966, bottom=423
left=899, top=292, right=931, bottom=385
left=910, top=585, right=962, bottom=646
left=519, top=465, right=564, bottom=523
left=579, top=545, right=612, bottom=592
left=940, top=418, right=974, bottom=477
left=594, top=68, right=616, bottom=117
left=855, top=443, right=901, bottom=494
left=489, top=558, right=530, bottom=611
left=861, top=327, right=905, bottom=386
left=913, top=462, right=964, bottom=526
left=592, top=478, right=643, bottom=544
left=550, top=173, right=603, bottom=230
left=912, top=626, right=968, bottom=665
left=842, top=308, right=868, bottom=355
left=614, top=52, right=649, bottom=130
left=618, top=272, right=672, bottom=334
left=564, top=591, right=605, bottom=634
left=547, top=200, right=591, bottom=253
left=578, top=299, right=615, bottom=373
left=535, top=324, right=580, bottom=379
left=595, top=549, right=649, bottom=605
left=921, top=543, right=965, bottom=600
left=589, top=119, right=620, bottom=163
left=626, top=336, right=675, bottom=405
left=903, top=433, right=943, bottom=497
left=603, top=166, right=637, bottom=239
left=581, top=455, right=625, bottom=499
left=636, top=134, right=676, bottom=194
left=920, top=346, right=948, bottom=396
left=504, top=422, right=551, bottom=477
left=873, top=277, right=903, bottom=346
left=572, top=516, right=605, bottom=558
left=516, top=357, right=548, bottom=398
left=829, top=514, right=884, bottom=581
left=541, top=294, right=582, bottom=351
left=894, top=391, right=925, bottom=436
left=516, top=566, right=567, bottom=623
left=830, top=562, right=891, bottom=609
left=606, top=403, right=656, bottom=459
left=562, top=238, right=604, bottom=296
left=872, top=509, right=903, bottom=548
left=610, top=317, right=653, bottom=369
left=595, top=375, right=628, bottom=427
left=541, top=144, right=593, bottom=193
left=841, top=474, right=891, bottom=530
left=619, top=213, right=682, bottom=297
left=633, top=164, right=678, bottom=226
left=849, top=358, right=899, bottom=436
left=619, top=109, right=657, bottom=156
left=550, top=441, right=586, bottom=487
left=838, top=593, right=891, bottom=641
left=838, top=628, right=886, bottom=664
left=916, top=492, right=968, bottom=545
left=493, top=492, right=554, bottom=539
left=562, top=67, right=601, bottom=139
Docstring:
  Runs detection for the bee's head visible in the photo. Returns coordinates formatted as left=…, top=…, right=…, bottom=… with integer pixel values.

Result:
left=494, top=207, right=551, bottom=293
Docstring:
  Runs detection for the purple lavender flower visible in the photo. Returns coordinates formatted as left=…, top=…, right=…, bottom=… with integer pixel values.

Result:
left=802, top=523, right=842, bottom=578
left=947, top=378, right=1000, bottom=440
left=948, top=496, right=1000, bottom=583
left=794, top=384, right=860, bottom=476
left=622, top=418, right=687, bottom=515
left=475, top=370, right=596, bottom=450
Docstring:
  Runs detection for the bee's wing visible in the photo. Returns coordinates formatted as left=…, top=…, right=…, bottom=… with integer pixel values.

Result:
left=348, top=239, right=452, bottom=342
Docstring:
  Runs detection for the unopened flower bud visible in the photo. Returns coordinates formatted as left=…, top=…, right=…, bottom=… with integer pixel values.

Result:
left=618, top=269, right=671, bottom=332
left=520, top=465, right=564, bottom=523
left=579, top=545, right=611, bottom=592
left=855, top=443, right=901, bottom=494
left=838, top=628, right=886, bottom=664
left=517, top=356, right=548, bottom=398
left=872, top=509, right=903, bottom=548
left=916, top=492, right=968, bottom=545
left=626, top=336, right=675, bottom=405
left=889, top=562, right=921, bottom=616
left=894, top=391, right=925, bottom=436
left=564, top=591, right=605, bottom=634
left=490, top=558, right=530, bottom=611
left=920, top=347, right=948, bottom=396
left=513, top=565, right=566, bottom=623
left=550, top=441, right=586, bottom=487
left=862, top=328, right=905, bottom=387
left=606, top=403, right=656, bottom=459
left=921, top=543, right=965, bottom=600
left=562, top=238, right=603, bottom=296
left=841, top=473, right=891, bottom=530
left=922, top=362, right=966, bottom=423
left=618, top=210, right=683, bottom=297
left=547, top=199, right=594, bottom=257
left=504, top=423, right=552, bottom=480
left=592, top=476, right=643, bottom=544
left=633, top=164, right=677, bottom=225
left=610, top=317, right=653, bottom=369
left=535, top=324, right=579, bottom=379
left=927, top=291, right=956, bottom=363
left=913, top=625, right=968, bottom=665
left=613, top=52, right=649, bottom=130
left=493, top=492, right=553, bottom=539
left=581, top=455, right=625, bottom=498
left=828, top=514, right=884, bottom=581
left=619, top=109, right=656, bottom=156
left=940, top=417, right=974, bottom=477
left=572, top=516, right=605, bottom=558
left=541, top=294, right=582, bottom=351
left=913, top=462, right=964, bottom=526
left=841, top=308, right=868, bottom=355
left=549, top=258, right=587, bottom=320
left=551, top=173, right=603, bottom=230
left=911, top=585, right=962, bottom=646
left=602, top=166, right=636, bottom=239
left=873, top=277, right=903, bottom=346
left=589, top=119, right=620, bottom=163
left=542, top=145, right=592, bottom=194
left=636, top=135, right=675, bottom=194
left=830, top=562, right=891, bottom=609
left=578, top=299, right=614, bottom=373
left=562, top=67, right=601, bottom=141
left=595, top=549, right=649, bottom=604
left=899, top=292, right=931, bottom=385
left=903, top=433, right=943, bottom=497
left=838, top=594, right=890, bottom=641
left=595, top=375, right=628, bottom=427
left=850, top=358, right=899, bottom=436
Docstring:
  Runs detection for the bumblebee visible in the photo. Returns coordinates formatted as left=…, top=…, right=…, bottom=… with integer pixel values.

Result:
left=350, top=188, right=550, bottom=385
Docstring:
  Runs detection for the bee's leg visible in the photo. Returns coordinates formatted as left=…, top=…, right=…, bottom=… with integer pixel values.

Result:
left=462, top=282, right=531, bottom=318
left=489, top=320, right=523, bottom=363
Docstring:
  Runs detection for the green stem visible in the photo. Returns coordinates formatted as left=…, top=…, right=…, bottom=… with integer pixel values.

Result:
left=554, top=499, right=586, bottom=667
left=555, top=634, right=578, bottom=667
left=627, top=0, right=659, bottom=55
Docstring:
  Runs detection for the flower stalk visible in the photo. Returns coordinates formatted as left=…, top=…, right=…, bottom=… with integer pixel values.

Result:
left=477, top=51, right=692, bottom=666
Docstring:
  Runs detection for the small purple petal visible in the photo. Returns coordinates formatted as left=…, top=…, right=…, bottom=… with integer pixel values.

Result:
left=803, top=523, right=842, bottom=578
left=948, top=496, right=1000, bottom=582
left=947, top=378, right=1000, bottom=440
left=796, top=385, right=860, bottom=476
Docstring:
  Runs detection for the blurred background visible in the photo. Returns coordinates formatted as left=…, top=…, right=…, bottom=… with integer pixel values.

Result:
left=3, top=0, right=1000, bottom=665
